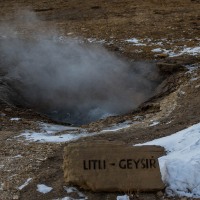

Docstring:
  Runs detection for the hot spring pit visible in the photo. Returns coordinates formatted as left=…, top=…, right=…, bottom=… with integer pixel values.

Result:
left=0, top=38, right=162, bottom=125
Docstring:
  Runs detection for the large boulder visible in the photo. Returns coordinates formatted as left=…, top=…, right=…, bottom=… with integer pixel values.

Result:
left=63, top=141, right=165, bottom=192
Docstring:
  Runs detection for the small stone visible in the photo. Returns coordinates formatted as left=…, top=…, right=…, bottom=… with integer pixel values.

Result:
left=180, top=197, right=187, bottom=200
left=5, top=108, right=12, bottom=112
left=0, top=112, right=6, bottom=117
left=156, top=53, right=168, bottom=58
left=13, top=195, right=19, bottom=200
left=2, top=181, right=10, bottom=190
left=156, top=191, right=163, bottom=197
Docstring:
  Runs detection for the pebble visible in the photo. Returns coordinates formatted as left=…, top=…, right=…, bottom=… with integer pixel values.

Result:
left=156, top=53, right=168, bottom=58
left=12, top=195, right=19, bottom=200
left=156, top=191, right=164, bottom=197
left=5, top=108, right=12, bottom=112
left=0, top=112, right=6, bottom=117
left=180, top=197, right=187, bottom=200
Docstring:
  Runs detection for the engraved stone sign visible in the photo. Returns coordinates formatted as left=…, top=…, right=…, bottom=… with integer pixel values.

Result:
left=63, top=141, right=165, bottom=192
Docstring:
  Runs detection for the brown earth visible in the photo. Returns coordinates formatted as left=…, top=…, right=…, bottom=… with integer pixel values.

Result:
left=0, top=0, right=200, bottom=200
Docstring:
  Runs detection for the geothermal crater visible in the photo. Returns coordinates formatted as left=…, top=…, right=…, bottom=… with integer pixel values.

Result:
left=0, top=38, right=161, bottom=125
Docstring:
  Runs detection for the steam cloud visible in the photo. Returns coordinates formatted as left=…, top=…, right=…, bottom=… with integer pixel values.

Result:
left=0, top=10, right=159, bottom=125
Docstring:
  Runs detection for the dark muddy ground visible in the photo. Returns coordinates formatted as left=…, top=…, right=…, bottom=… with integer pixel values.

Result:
left=0, top=0, right=200, bottom=199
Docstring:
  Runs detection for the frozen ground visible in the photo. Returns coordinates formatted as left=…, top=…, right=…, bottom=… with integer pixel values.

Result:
left=16, top=122, right=90, bottom=143
left=16, top=121, right=200, bottom=198
left=125, top=37, right=200, bottom=57
left=16, top=121, right=134, bottom=143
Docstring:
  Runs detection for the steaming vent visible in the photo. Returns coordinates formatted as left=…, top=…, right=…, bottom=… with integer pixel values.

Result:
left=0, top=11, right=161, bottom=125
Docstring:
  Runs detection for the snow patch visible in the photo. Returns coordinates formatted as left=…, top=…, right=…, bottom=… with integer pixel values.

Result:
left=10, top=118, right=21, bottom=121
left=19, top=131, right=92, bottom=143
left=37, top=184, right=52, bottom=194
left=0, top=183, right=4, bottom=191
left=13, top=154, right=23, bottom=158
left=87, top=38, right=106, bottom=44
left=17, top=121, right=132, bottom=143
left=0, top=113, right=6, bottom=117
left=190, top=77, right=199, bottom=82
left=17, top=122, right=94, bottom=143
left=195, top=84, right=200, bottom=88
left=63, top=186, right=86, bottom=198
left=54, top=197, right=86, bottom=200
left=126, top=38, right=139, bottom=43
left=40, top=123, right=78, bottom=134
left=180, top=46, right=200, bottom=56
left=0, top=164, right=4, bottom=169
left=152, top=46, right=200, bottom=57
left=149, top=121, right=160, bottom=127
left=137, top=122, right=200, bottom=198
left=151, top=48, right=162, bottom=53
left=102, top=121, right=132, bottom=132
left=116, top=195, right=130, bottom=200
left=125, top=38, right=146, bottom=46
left=64, top=186, right=78, bottom=193
left=18, top=178, right=32, bottom=190
left=185, top=63, right=200, bottom=73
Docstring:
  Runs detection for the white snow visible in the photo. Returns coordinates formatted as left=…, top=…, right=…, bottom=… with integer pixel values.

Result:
left=10, top=118, right=21, bottom=121
left=0, top=164, right=4, bottom=169
left=190, top=77, right=199, bottom=82
left=149, top=121, right=160, bottom=127
left=137, top=122, right=200, bottom=198
left=0, top=113, right=6, bottom=117
left=18, top=178, right=32, bottom=190
left=102, top=122, right=131, bottom=132
left=19, top=131, right=91, bottom=143
left=54, top=197, right=86, bottom=200
left=0, top=183, right=3, bottom=191
left=151, top=46, right=200, bottom=57
left=87, top=38, right=106, bottom=44
left=116, top=195, right=130, bottom=200
left=195, top=84, right=200, bottom=88
left=18, top=121, right=132, bottom=143
left=17, top=123, right=94, bottom=143
left=37, top=184, right=53, bottom=194
left=126, top=38, right=139, bottom=43
left=151, top=48, right=162, bottom=53
left=13, top=154, right=23, bottom=158
left=40, top=123, right=78, bottom=134
left=125, top=38, right=200, bottom=57
left=63, top=186, right=86, bottom=198
left=125, top=38, right=146, bottom=46
left=151, top=48, right=177, bottom=57
left=180, top=46, right=200, bottom=56
left=64, top=186, right=78, bottom=193
left=185, top=63, right=200, bottom=73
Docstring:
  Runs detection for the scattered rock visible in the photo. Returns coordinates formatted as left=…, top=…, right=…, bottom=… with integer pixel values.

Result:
left=156, top=191, right=163, bottom=197
left=156, top=54, right=168, bottom=59
left=12, top=195, right=19, bottom=200
left=0, top=112, right=6, bottom=117
left=4, top=108, right=12, bottom=112
left=180, top=197, right=187, bottom=200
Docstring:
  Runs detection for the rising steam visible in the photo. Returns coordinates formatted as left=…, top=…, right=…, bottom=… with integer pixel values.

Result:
left=0, top=10, right=159, bottom=125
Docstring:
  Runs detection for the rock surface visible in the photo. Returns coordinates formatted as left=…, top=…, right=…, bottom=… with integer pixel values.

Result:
left=63, top=141, right=165, bottom=192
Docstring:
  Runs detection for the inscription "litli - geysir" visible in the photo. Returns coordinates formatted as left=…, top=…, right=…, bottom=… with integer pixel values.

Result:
left=83, top=158, right=156, bottom=170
